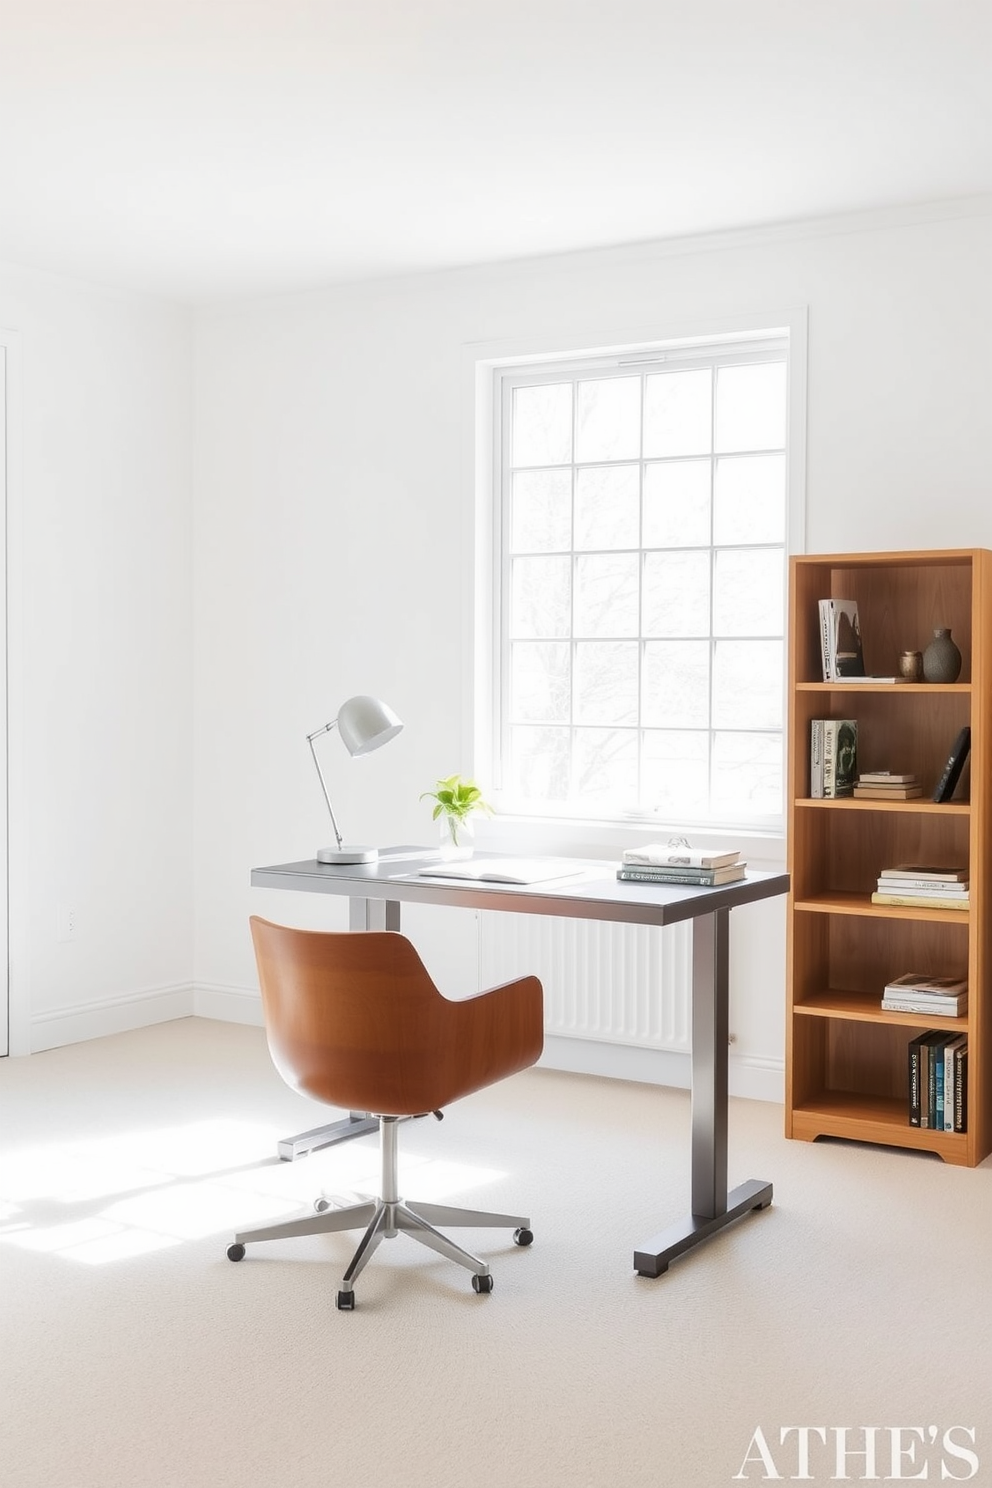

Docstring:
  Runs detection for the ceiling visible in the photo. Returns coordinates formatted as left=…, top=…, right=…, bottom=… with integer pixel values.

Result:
left=1, top=1, right=990, bottom=305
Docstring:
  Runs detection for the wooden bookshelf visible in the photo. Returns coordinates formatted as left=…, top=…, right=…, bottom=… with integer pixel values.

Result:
left=786, top=549, right=991, bottom=1165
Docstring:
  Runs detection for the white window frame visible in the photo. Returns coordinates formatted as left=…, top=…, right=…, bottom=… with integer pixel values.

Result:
left=466, top=309, right=807, bottom=848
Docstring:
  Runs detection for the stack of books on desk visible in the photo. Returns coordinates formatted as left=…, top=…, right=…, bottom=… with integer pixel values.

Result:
left=871, top=862, right=969, bottom=910
left=617, top=844, right=745, bottom=887
left=881, top=971, right=968, bottom=1017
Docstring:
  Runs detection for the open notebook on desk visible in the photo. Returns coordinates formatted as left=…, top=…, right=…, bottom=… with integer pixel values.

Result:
left=417, top=856, right=590, bottom=885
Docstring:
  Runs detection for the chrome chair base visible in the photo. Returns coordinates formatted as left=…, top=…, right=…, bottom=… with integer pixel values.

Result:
left=227, top=1115, right=533, bottom=1307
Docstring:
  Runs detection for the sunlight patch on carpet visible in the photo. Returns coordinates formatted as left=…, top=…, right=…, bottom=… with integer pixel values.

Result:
left=0, top=1118, right=508, bottom=1265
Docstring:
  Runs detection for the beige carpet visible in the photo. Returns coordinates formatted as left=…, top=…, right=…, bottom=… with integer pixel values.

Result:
left=2, top=1017, right=992, bottom=1488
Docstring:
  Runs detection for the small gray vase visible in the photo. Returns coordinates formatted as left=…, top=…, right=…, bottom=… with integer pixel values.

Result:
left=922, top=627, right=962, bottom=683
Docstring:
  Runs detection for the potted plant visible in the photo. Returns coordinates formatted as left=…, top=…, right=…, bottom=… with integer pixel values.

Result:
left=420, top=774, right=493, bottom=860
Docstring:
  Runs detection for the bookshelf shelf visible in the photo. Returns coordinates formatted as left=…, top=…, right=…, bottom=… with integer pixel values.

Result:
left=796, top=682, right=971, bottom=695
left=794, top=988, right=968, bottom=1029
left=786, top=549, right=991, bottom=1166
left=796, top=798, right=970, bottom=815
left=790, top=1096, right=970, bottom=1163
left=795, top=893, right=970, bottom=923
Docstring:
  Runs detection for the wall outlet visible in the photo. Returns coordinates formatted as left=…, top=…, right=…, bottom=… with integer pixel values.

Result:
left=57, top=903, right=77, bottom=942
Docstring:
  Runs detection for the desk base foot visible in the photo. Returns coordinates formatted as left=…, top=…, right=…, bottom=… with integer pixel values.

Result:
left=277, top=1114, right=379, bottom=1162
left=633, top=1178, right=772, bottom=1278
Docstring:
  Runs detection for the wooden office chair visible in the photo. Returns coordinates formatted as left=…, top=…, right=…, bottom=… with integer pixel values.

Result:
left=228, top=916, right=544, bottom=1309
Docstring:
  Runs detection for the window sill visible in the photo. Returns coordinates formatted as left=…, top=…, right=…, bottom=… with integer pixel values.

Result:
left=474, top=812, right=786, bottom=871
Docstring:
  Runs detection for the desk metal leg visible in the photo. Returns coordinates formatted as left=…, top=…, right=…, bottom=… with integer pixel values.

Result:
left=633, top=908, right=772, bottom=1276
left=349, top=897, right=401, bottom=933
left=276, top=894, right=401, bottom=1162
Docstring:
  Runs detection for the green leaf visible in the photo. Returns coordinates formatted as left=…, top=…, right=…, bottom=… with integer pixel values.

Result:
left=420, top=772, right=493, bottom=824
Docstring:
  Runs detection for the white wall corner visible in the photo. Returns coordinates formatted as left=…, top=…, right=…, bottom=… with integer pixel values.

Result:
left=193, top=982, right=264, bottom=1027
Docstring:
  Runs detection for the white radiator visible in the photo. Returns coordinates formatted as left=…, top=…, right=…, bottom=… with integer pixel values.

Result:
left=479, top=912, right=692, bottom=1052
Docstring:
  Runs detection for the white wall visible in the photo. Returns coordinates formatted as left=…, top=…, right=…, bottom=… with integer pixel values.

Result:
left=5, top=200, right=990, bottom=1084
left=0, top=259, right=194, bottom=1052
left=191, top=201, right=992, bottom=1093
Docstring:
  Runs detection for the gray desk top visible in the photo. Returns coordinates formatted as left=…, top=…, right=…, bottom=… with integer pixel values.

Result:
left=251, top=847, right=790, bottom=928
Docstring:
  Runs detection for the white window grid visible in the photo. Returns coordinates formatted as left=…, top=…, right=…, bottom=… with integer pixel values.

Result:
left=492, top=336, right=790, bottom=829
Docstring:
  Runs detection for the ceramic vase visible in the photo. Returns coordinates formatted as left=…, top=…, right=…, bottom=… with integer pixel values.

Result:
left=898, top=650, right=924, bottom=682
left=922, top=627, right=962, bottom=684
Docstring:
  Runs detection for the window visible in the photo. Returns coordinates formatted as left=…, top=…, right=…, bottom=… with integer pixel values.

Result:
left=490, top=331, right=796, bottom=830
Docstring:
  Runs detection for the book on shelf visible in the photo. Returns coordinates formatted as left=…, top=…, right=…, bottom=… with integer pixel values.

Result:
left=616, top=863, right=746, bottom=887
left=816, top=597, right=897, bottom=681
left=918, top=1033, right=971, bottom=1132
left=854, top=784, right=922, bottom=799
left=932, top=725, right=971, bottom=803
left=955, top=1045, right=969, bottom=1133
left=908, top=1032, right=925, bottom=1126
left=810, top=720, right=824, bottom=798
left=877, top=877, right=968, bottom=896
left=417, top=857, right=587, bottom=885
left=912, top=1033, right=932, bottom=1127
left=818, top=598, right=865, bottom=680
left=871, top=890, right=969, bottom=911
left=942, top=1036, right=969, bottom=1131
left=822, top=718, right=857, bottom=796
left=882, top=993, right=967, bottom=1017
left=884, top=972, right=968, bottom=997
left=934, top=1036, right=950, bottom=1129
left=620, top=843, right=741, bottom=869
left=879, top=863, right=968, bottom=882
left=858, top=771, right=918, bottom=785
left=882, top=971, right=968, bottom=1017
left=917, top=1032, right=953, bottom=1129
left=934, top=1038, right=953, bottom=1127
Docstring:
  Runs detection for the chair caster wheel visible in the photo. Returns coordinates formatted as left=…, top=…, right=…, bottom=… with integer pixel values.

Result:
left=336, top=1290, right=355, bottom=1311
left=314, top=1198, right=330, bottom=1213
left=227, top=1244, right=246, bottom=1262
left=472, top=1273, right=494, bottom=1294
left=513, top=1227, right=534, bottom=1247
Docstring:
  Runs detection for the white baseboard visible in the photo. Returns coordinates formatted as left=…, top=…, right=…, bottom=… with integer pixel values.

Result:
left=193, top=982, right=264, bottom=1026
left=540, top=1035, right=690, bottom=1089
left=729, top=1053, right=785, bottom=1104
left=31, top=982, right=194, bottom=1053
left=27, top=984, right=784, bottom=1103
left=540, top=1035, right=784, bottom=1103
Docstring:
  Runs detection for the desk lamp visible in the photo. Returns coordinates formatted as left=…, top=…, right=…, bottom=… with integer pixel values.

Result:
left=307, top=695, right=403, bottom=863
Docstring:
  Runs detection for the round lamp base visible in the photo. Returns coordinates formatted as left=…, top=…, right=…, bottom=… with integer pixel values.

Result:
left=316, top=845, right=379, bottom=865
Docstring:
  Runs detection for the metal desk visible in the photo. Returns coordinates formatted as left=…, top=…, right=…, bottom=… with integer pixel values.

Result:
left=250, top=848, right=789, bottom=1277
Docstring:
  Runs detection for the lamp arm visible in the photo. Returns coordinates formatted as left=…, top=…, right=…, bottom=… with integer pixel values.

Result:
left=307, top=721, right=345, bottom=851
